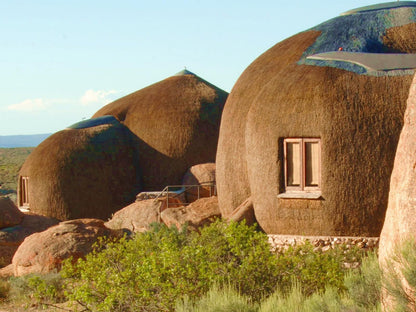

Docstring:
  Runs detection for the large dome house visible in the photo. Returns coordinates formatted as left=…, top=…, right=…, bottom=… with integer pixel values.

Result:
left=216, top=2, right=416, bottom=236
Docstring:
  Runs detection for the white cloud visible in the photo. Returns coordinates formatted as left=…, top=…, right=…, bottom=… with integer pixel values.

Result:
left=80, top=89, right=120, bottom=106
left=7, top=98, right=47, bottom=112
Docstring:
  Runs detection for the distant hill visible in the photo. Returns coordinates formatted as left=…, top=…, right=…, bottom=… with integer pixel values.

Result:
left=0, top=133, right=51, bottom=148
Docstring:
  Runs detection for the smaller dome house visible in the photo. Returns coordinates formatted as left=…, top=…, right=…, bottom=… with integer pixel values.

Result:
left=18, top=71, right=227, bottom=221
left=18, top=116, right=141, bottom=220
left=216, top=2, right=416, bottom=236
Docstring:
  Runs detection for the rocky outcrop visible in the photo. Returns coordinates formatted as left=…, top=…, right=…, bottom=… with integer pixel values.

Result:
left=106, top=199, right=161, bottom=233
left=106, top=197, right=183, bottom=233
left=0, top=197, right=23, bottom=229
left=380, top=76, right=416, bottom=261
left=182, top=163, right=216, bottom=203
left=161, top=196, right=220, bottom=230
left=0, top=213, right=59, bottom=268
left=379, top=74, right=416, bottom=311
left=12, top=219, right=121, bottom=276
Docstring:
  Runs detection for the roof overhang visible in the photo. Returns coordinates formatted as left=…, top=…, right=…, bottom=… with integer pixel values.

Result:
left=306, top=51, right=416, bottom=73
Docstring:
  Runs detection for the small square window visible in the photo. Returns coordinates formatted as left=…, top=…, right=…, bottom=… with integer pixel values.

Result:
left=283, top=138, right=321, bottom=193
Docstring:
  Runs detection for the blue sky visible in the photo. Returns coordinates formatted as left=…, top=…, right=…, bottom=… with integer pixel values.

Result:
left=0, top=0, right=389, bottom=135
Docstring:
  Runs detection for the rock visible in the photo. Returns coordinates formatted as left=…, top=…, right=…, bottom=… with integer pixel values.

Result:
left=106, top=197, right=183, bottom=233
left=379, top=74, right=416, bottom=311
left=182, top=163, right=216, bottom=203
left=0, top=264, right=13, bottom=278
left=161, top=196, right=220, bottom=230
left=225, top=197, right=256, bottom=225
left=12, top=219, right=121, bottom=276
left=0, top=197, right=23, bottom=229
left=0, top=213, right=59, bottom=268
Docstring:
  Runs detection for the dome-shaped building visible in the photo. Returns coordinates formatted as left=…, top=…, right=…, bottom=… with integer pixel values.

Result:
left=18, top=116, right=141, bottom=220
left=18, top=71, right=227, bottom=220
left=94, top=69, right=228, bottom=190
left=216, top=2, right=416, bottom=236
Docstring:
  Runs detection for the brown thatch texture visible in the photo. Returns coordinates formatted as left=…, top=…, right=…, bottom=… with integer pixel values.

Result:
left=18, top=122, right=141, bottom=221
left=217, top=30, right=413, bottom=236
left=383, top=23, right=416, bottom=53
left=93, top=73, right=228, bottom=190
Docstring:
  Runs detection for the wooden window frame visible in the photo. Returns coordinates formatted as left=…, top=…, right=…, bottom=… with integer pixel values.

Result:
left=20, top=176, right=29, bottom=207
left=283, top=138, right=321, bottom=193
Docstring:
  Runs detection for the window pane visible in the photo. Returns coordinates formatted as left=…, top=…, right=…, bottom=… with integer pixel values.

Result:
left=305, top=142, right=320, bottom=186
left=287, top=142, right=301, bottom=186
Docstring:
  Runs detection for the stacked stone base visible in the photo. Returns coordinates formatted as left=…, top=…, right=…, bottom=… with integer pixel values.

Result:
left=268, top=235, right=379, bottom=253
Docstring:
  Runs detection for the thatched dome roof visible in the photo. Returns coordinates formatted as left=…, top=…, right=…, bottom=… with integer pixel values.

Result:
left=216, top=2, right=416, bottom=236
left=93, top=70, right=228, bottom=190
left=19, top=117, right=141, bottom=220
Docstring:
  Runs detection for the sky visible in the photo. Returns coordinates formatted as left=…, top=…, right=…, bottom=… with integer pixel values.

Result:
left=0, top=0, right=393, bottom=135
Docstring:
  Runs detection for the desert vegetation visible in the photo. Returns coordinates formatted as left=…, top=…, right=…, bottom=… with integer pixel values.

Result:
left=0, top=147, right=33, bottom=201
left=4, top=220, right=414, bottom=312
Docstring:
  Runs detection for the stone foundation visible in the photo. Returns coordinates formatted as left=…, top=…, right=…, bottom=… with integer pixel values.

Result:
left=268, top=235, right=379, bottom=253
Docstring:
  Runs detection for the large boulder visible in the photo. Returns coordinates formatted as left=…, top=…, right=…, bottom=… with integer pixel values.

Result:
left=160, top=196, right=220, bottom=230
left=182, top=163, right=216, bottom=203
left=379, top=74, right=416, bottom=310
left=105, top=197, right=183, bottom=233
left=12, top=219, right=121, bottom=276
left=0, top=197, right=23, bottom=229
left=0, top=213, right=59, bottom=268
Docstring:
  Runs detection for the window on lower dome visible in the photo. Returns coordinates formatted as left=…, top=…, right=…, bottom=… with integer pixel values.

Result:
left=284, top=138, right=321, bottom=192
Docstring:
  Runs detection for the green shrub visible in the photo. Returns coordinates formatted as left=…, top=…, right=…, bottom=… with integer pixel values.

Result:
left=190, top=220, right=280, bottom=301
left=62, top=220, right=280, bottom=311
left=274, top=242, right=365, bottom=296
left=59, top=219, right=379, bottom=311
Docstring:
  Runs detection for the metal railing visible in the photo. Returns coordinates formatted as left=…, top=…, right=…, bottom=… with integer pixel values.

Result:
left=136, top=183, right=216, bottom=223
left=136, top=182, right=216, bottom=208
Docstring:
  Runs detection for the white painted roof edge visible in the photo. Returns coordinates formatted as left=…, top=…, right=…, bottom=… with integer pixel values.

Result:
left=306, top=51, right=416, bottom=72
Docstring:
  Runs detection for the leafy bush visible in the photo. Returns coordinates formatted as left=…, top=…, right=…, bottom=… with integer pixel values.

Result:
left=60, top=220, right=376, bottom=311
left=274, top=241, right=366, bottom=296
left=192, top=220, right=280, bottom=301
left=61, top=220, right=280, bottom=311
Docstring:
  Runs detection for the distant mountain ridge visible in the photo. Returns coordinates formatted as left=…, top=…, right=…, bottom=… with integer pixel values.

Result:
left=0, top=133, right=51, bottom=148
